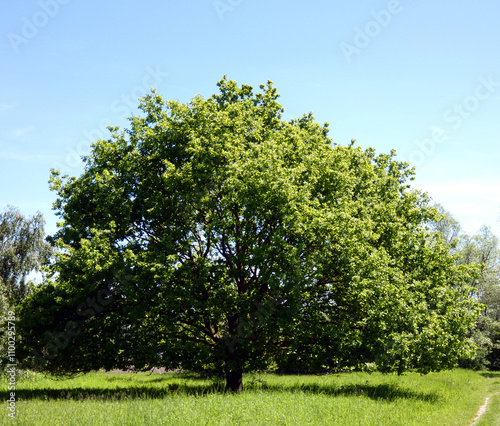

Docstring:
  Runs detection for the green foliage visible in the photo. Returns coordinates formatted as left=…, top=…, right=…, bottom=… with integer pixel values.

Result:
left=431, top=206, right=500, bottom=370
left=428, top=204, right=462, bottom=253
left=0, top=206, right=52, bottom=371
left=460, top=227, right=500, bottom=369
left=0, top=206, right=52, bottom=302
left=18, top=78, right=480, bottom=389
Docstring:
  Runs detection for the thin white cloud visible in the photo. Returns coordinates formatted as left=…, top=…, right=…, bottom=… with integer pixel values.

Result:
left=0, top=151, right=64, bottom=162
left=417, top=181, right=500, bottom=203
left=460, top=149, right=500, bottom=161
left=10, top=127, right=35, bottom=140
left=0, top=104, right=15, bottom=113
left=412, top=180, right=500, bottom=235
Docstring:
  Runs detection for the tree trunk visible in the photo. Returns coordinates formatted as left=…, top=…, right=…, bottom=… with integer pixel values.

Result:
left=225, top=313, right=243, bottom=392
left=225, top=368, right=243, bottom=392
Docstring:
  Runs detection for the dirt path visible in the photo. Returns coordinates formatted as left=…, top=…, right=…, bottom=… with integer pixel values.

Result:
left=471, top=393, right=499, bottom=425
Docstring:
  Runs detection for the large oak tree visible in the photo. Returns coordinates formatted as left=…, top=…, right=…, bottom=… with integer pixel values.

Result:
left=18, top=78, right=479, bottom=391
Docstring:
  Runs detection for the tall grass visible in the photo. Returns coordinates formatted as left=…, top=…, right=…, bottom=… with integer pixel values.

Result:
left=1, top=369, right=499, bottom=425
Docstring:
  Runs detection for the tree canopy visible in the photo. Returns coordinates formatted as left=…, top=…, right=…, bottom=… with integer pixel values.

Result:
left=0, top=206, right=52, bottom=303
left=0, top=206, right=52, bottom=368
left=457, top=224, right=500, bottom=369
left=18, top=78, right=480, bottom=391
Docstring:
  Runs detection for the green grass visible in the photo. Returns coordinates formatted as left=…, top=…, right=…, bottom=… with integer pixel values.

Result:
left=473, top=372, right=500, bottom=425
left=1, top=369, right=499, bottom=425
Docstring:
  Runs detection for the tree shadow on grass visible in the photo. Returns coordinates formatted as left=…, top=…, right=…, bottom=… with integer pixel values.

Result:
left=0, top=377, right=440, bottom=403
left=102, top=376, right=168, bottom=384
left=479, top=371, right=500, bottom=378
left=260, top=382, right=440, bottom=403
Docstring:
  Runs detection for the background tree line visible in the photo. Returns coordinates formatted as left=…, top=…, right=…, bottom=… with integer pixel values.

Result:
left=0, top=206, right=52, bottom=359
left=430, top=204, right=500, bottom=370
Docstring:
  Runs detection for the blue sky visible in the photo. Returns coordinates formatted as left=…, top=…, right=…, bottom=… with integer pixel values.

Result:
left=1, top=0, right=499, bottom=238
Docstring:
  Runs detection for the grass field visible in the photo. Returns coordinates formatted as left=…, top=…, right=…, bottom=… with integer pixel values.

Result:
left=1, top=369, right=500, bottom=425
